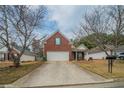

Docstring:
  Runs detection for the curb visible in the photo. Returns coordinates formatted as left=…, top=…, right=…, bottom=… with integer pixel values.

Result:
left=2, top=76, right=124, bottom=88
left=19, top=79, right=114, bottom=88
left=113, top=78, right=124, bottom=82
left=2, top=78, right=124, bottom=88
left=0, top=78, right=124, bottom=88
left=0, top=85, right=5, bottom=88
left=3, top=76, right=114, bottom=88
left=3, top=79, right=114, bottom=88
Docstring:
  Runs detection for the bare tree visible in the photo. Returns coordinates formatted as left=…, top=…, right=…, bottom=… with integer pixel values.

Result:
left=76, top=6, right=124, bottom=56
left=108, top=5, right=124, bottom=53
left=80, top=7, right=111, bottom=56
left=0, top=5, right=47, bottom=67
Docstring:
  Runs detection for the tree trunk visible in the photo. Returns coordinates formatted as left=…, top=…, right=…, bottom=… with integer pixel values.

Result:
left=11, top=53, right=21, bottom=68
left=13, top=56, right=20, bottom=68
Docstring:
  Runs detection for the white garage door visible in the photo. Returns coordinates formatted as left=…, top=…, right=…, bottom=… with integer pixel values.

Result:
left=47, top=51, right=69, bottom=61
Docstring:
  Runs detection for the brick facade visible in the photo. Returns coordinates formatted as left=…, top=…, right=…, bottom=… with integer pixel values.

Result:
left=44, top=31, right=72, bottom=61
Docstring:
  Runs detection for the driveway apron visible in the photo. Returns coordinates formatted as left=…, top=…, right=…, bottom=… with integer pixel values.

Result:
left=13, top=62, right=106, bottom=87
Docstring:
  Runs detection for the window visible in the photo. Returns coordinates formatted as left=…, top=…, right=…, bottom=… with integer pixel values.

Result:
left=55, top=38, right=61, bottom=45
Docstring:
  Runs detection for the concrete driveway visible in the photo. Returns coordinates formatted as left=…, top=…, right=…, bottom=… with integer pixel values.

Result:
left=13, top=61, right=107, bottom=87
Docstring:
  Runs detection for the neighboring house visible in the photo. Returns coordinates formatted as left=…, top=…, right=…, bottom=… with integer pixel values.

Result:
left=85, top=45, right=124, bottom=60
left=43, top=31, right=88, bottom=61
left=0, top=44, right=8, bottom=61
left=115, top=45, right=124, bottom=55
left=32, top=39, right=44, bottom=61
left=0, top=44, right=35, bottom=62
left=85, top=46, right=109, bottom=60
left=32, top=39, right=41, bottom=54
left=85, top=51, right=111, bottom=60
left=14, top=46, right=35, bottom=61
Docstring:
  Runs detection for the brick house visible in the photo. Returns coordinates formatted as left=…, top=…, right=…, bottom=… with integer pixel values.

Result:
left=43, top=31, right=87, bottom=61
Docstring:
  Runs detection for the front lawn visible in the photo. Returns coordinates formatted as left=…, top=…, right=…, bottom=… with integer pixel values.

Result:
left=76, top=60, right=124, bottom=79
left=0, top=61, right=43, bottom=84
left=0, top=61, right=13, bottom=68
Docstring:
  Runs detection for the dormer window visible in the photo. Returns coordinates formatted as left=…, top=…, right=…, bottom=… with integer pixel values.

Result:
left=55, top=37, right=61, bottom=45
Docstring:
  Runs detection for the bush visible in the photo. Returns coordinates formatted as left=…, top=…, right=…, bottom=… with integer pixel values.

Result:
left=88, top=57, right=93, bottom=61
left=43, top=56, right=47, bottom=61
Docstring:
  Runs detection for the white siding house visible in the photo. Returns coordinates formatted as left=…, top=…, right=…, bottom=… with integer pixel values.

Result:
left=0, top=44, right=35, bottom=62
left=116, top=45, right=124, bottom=55
left=20, top=54, right=35, bottom=61
left=0, top=44, right=8, bottom=61
left=85, top=51, right=111, bottom=60
left=85, top=45, right=124, bottom=60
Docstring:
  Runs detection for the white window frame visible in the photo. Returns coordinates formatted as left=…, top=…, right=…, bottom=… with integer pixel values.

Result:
left=55, top=37, right=61, bottom=45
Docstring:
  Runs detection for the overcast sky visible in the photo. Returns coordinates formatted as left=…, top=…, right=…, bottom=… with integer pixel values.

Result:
left=37, top=5, right=94, bottom=39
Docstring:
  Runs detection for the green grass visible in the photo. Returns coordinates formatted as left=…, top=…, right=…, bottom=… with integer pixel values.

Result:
left=76, top=60, right=124, bottom=79
left=0, top=62, right=43, bottom=84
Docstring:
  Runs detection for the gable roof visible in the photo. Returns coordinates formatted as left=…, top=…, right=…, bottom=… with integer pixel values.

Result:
left=13, top=46, right=34, bottom=56
left=77, top=44, right=88, bottom=50
left=72, top=44, right=88, bottom=52
left=45, top=31, right=71, bottom=43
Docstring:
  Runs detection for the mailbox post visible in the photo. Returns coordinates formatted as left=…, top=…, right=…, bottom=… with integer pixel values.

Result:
left=106, top=56, right=116, bottom=73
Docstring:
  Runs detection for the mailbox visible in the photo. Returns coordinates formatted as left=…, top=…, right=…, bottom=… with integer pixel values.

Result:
left=106, top=56, right=117, bottom=60
left=106, top=55, right=117, bottom=73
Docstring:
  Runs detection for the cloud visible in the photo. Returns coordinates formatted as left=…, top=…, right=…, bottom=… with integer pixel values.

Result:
left=46, top=5, right=90, bottom=39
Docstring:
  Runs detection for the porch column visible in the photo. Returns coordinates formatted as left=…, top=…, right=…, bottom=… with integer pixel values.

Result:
left=82, top=52, right=84, bottom=60
left=4, top=53, right=8, bottom=61
left=76, top=50, right=78, bottom=61
left=85, top=52, right=88, bottom=61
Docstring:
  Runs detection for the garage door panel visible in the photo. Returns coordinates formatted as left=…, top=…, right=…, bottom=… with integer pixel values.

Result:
left=47, top=51, right=69, bottom=61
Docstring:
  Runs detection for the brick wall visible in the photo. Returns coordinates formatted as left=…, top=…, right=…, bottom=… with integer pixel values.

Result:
left=44, top=32, right=72, bottom=60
